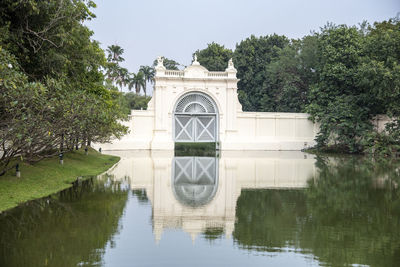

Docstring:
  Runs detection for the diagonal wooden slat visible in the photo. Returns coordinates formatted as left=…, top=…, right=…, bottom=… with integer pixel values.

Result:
left=196, top=117, right=215, bottom=141
left=175, top=116, right=194, bottom=141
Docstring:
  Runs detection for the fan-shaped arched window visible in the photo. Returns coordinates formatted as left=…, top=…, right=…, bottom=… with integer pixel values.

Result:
left=175, top=92, right=217, bottom=114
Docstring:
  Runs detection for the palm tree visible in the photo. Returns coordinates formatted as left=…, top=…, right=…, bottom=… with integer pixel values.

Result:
left=115, top=67, right=129, bottom=91
left=105, top=44, right=127, bottom=91
left=139, top=65, right=155, bottom=96
left=106, top=63, right=128, bottom=91
left=128, top=72, right=145, bottom=94
left=106, top=44, right=125, bottom=63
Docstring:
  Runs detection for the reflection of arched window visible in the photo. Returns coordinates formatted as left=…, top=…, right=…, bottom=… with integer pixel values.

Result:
left=172, top=157, right=218, bottom=207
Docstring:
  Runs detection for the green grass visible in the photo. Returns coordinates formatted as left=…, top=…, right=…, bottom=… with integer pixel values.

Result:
left=0, top=148, right=120, bottom=212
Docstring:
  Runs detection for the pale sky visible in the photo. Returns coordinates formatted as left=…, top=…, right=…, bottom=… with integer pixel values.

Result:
left=86, top=0, right=399, bottom=93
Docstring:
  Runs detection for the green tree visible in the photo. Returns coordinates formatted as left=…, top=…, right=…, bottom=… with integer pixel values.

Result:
left=115, top=67, right=129, bottom=91
left=0, top=0, right=98, bottom=81
left=128, top=71, right=145, bottom=94
left=119, top=93, right=151, bottom=114
left=107, top=44, right=125, bottom=63
left=0, top=48, right=52, bottom=172
left=305, top=23, right=391, bottom=152
left=264, top=36, right=318, bottom=112
left=233, top=34, right=289, bottom=111
left=361, top=18, right=400, bottom=154
left=194, top=42, right=233, bottom=71
left=105, top=45, right=129, bottom=91
left=0, top=0, right=128, bottom=174
left=139, top=65, right=155, bottom=96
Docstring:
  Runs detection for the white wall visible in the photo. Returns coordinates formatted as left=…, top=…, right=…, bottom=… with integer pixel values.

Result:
left=372, top=115, right=394, bottom=132
left=223, top=112, right=318, bottom=150
left=96, top=58, right=319, bottom=151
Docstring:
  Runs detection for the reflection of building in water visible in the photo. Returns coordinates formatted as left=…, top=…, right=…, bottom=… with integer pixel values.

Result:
left=107, top=151, right=317, bottom=243
left=173, top=157, right=218, bottom=207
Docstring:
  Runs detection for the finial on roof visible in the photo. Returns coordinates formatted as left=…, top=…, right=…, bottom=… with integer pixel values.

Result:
left=225, top=58, right=237, bottom=77
left=226, top=58, right=236, bottom=71
left=192, top=54, right=200, bottom=65
left=155, top=56, right=166, bottom=75
left=228, top=58, right=234, bottom=68
left=156, top=56, right=164, bottom=67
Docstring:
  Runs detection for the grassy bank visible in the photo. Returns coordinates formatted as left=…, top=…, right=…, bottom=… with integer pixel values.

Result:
left=0, top=149, right=119, bottom=212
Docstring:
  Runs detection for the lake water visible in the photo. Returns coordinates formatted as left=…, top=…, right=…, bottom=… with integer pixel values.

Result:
left=1, top=151, right=399, bottom=267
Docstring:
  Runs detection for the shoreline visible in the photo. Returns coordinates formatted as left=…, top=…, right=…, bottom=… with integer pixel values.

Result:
left=0, top=148, right=120, bottom=213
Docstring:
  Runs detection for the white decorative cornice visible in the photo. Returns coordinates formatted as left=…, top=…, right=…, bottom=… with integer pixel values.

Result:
left=155, top=56, right=237, bottom=80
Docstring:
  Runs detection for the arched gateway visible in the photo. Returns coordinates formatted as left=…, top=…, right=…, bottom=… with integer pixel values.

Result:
left=96, top=55, right=318, bottom=151
left=173, top=92, right=218, bottom=142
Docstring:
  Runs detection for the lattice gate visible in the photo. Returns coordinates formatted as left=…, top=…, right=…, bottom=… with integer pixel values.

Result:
left=173, top=92, right=218, bottom=143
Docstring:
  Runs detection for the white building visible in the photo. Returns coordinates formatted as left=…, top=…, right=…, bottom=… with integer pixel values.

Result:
left=100, top=56, right=318, bottom=151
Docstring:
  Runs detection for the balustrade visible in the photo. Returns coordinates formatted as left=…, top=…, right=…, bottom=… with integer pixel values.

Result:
left=208, top=72, right=228, bottom=78
left=162, top=70, right=229, bottom=78
left=165, top=70, right=184, bottom=77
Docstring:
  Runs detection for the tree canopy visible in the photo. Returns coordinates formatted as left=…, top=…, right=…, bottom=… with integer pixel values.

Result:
left=233, top=34, right=289, bottom=111
left=194, top=42, right=233, bottom=71
left=196, top=19, right=399, bottom=154
left=306, top=20, right=400, bottom=153
left=0, top=0, right=127, bottom=174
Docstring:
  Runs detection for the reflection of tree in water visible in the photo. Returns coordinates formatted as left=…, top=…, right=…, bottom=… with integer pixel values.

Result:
left=0, top=175, right=129, bottom=267
left=132, top=189, right=149, bottom=204
left=233, top=157, right=400, bottom=266
left=234, top=189, right=307, bottom=252
left=202, top=227, right=224, bottom=243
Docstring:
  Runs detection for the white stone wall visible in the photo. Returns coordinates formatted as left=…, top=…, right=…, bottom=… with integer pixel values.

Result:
left=97, top=57, right=319, bottom=151
left=372, top=115, right=394, bottom=132
left=224, top=111, right=318, bottom=150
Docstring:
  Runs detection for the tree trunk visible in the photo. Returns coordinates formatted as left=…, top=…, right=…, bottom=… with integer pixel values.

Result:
left=60, top=133, right=64, bottom=152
